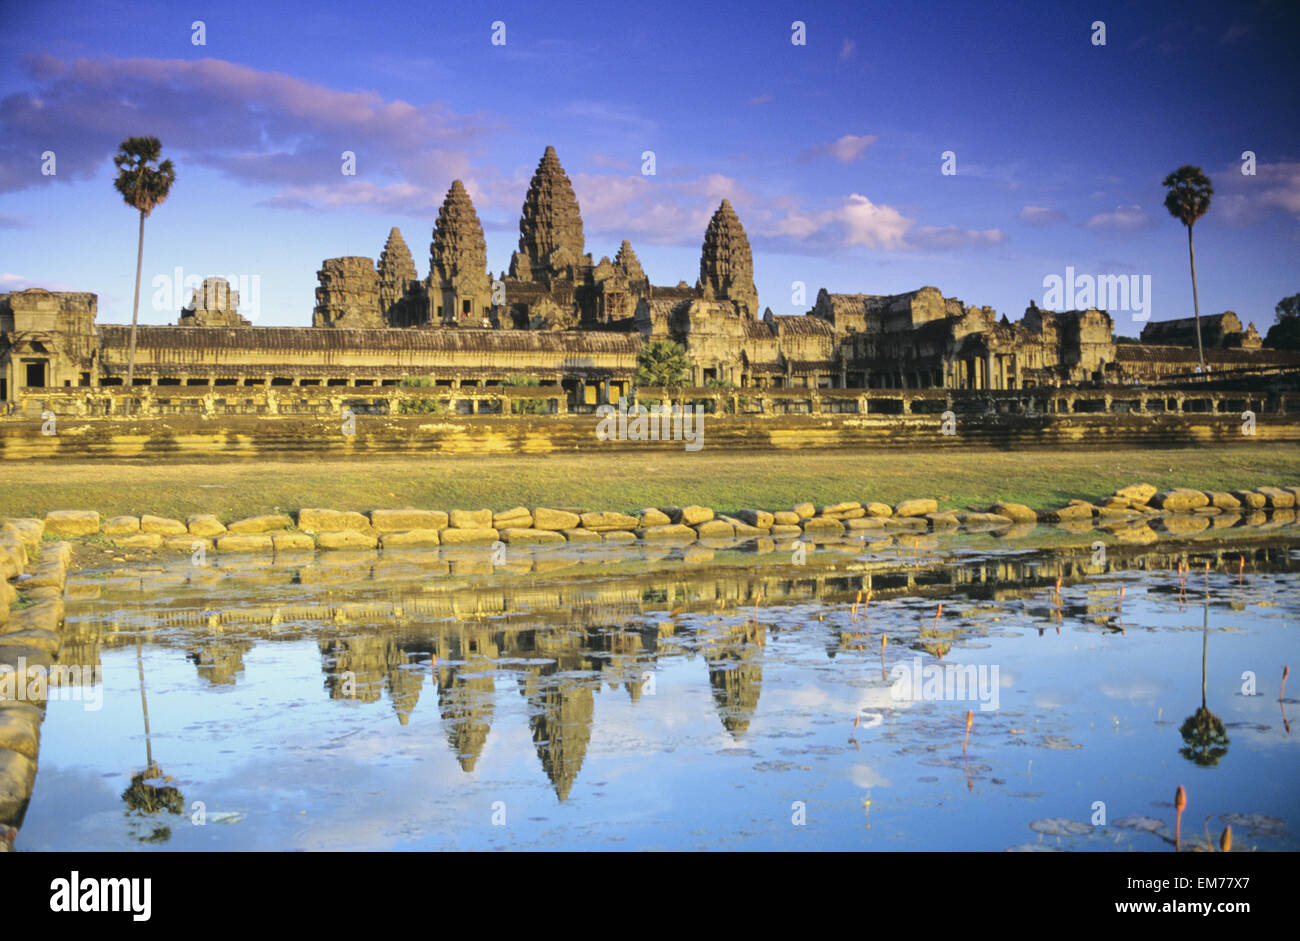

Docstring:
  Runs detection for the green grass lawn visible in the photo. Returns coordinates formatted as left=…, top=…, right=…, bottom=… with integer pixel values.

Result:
left=3, top=444, right=1297, bottom=521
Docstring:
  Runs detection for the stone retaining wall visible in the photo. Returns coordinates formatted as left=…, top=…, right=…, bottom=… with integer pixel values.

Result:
left=0, top=516, right=71, bottom=851
left=6, top=407, right=1300, bottom=460
left=27, top=482, right=1300, bottom=557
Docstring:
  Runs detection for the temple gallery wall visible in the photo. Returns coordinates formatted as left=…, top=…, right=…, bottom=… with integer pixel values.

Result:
left=3, top=146, right=1296, bottom=407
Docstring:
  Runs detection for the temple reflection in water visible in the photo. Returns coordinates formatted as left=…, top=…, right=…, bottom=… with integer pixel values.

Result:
left=58, top=527, right=1300, bottom=800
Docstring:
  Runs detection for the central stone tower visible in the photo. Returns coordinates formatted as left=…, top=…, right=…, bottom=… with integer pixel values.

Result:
left=428, top=180, right=493, bottom=326
left=511, top=146, right=589, bottom=287
left=697, top=199, right=759, bottom=317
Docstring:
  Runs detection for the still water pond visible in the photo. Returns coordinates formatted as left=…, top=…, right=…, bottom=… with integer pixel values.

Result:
left=17, top=527, right=1300, bottom=850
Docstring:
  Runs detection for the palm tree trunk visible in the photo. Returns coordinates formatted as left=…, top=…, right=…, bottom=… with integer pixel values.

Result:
left=1188, top=225, right=1205, bottom=377
left=127, top=209, right=145, bottom=389
left=136, top=633, right=153, bottom=771
left=1201, top=602, right=1209, bottom=710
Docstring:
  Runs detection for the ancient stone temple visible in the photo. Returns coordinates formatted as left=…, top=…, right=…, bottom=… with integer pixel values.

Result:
left=428, top=180, right=493, bottom=327
left=376, top=228, right=422, bottom=327
left=313, top=256, right=383, bottom=328
left=5, top=143, right=1298, bottom=407
left=697, top=199, right=759, bottom=317
left=178, top=277, right=251, bottom=328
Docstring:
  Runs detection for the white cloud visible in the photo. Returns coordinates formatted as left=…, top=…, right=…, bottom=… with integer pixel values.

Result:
left=836, top=194, right=914, bottom=250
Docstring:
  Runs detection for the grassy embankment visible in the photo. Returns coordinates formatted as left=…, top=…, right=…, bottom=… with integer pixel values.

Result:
left=2, top=444, right=1298, bottom=521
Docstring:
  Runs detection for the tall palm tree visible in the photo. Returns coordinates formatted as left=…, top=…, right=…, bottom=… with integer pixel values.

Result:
left=1161, top=166, right=1213, bottom=375
left=113, top=137, right=175, bottom=387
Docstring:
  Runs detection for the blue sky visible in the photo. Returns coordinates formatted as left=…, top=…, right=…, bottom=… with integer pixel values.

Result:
left=1, top=0, right=1297, bottom=335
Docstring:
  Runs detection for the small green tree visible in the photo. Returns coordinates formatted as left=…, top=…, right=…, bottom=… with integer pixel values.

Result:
left=635, top=339, right=689, bottom=389
left=113, top=137, right=176, bottom=387
left=397, top=376, right=443, bottom=414
left=1265, top=294, right=1300, bottom=350
left=1162, top=165, right=1213, bottom=373
left=503, top=374, right=547, bottom=414
left=1276, top=293, right=1300, bottom=322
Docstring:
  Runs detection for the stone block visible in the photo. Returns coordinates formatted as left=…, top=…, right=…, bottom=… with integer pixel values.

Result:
left=499, top=528, right=564, bottom=544
left=226, top=514, right=293, bottom=534
left=894, top=499, right=938, bottom=518
left=1114, top=483, right=1157, bottom=505
left=580, top=512, right=640, bottom=532
left=42, top=510, right=99, bottom=537
left=1151, top=489, right=1210, bottom=512
left=187, top=514, right=228, bottom=537
left=639, top=508, right=672, bottom=528
left=534, top=508, right=582, bottom=530
left=0, top=705, right=42, bottom=760
left=450, top=509, right=494, bottom=529
left=1255, top=486, right=1296, bottom=509
left=272, top=532, right=316, bottom=551
left=103, top=516, right=140, bottom=537
left=0, top=749, right=37, bottom=827
left=140, top=515, right=187, bottom=536
left=439, top=528, right=499, bottom=545
left=112, top=534, right=163, bottom=550
left=316, top=531, right=377, bottom=550
left=734, top=509, right=774, bottom=528
left=216, top=533, right=275, bottom=552
left=379, top=530, right=441, bottom=548
left=694, top=519, right=734, bottom=539
left=679, top=505, right=714, bottom=526
left=493, top=507, right=533, bottom=529
left=369, top=509, right=449, bottom=532
left=802, top=517, right=845, bottom=534
left=297, top=508, right=371, bottom=532
left=991, top=501, right=1038, bottom=523
left=637, top=524, right=697, bottom=542
left=1, top=519, right=43, bottom=548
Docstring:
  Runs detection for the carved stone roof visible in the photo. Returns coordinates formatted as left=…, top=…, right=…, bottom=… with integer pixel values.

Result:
left=612, top=240, right=646, bottom=283
left=379, top=228, right=418, bottom=284
left=697, top=199, right=759, bottom=316
left=430, top=181, right=489, bottom=292
left=97, top=325, right=641, bottom=356
left=518, top=146, right=586, bottom=281
left=771, top=315, right=835, bottom=337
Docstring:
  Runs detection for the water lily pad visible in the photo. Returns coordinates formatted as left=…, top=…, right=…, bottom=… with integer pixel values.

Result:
left=1039, top=735, right=1082, bottom=750
left=1029, top=817, right=1094, bottom=836
left=1112, top=815, right=1168, bottom=834
left=1219, top=813, right=1287, bottom=836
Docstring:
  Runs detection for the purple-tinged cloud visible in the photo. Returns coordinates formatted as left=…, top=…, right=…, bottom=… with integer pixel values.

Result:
left=1018, top=205, right=1066, bottom=226
left=1216, top=160, right=1300, bottom=223
left=0, top=53, right=498, bottom=195
left=800, top=134, right=878, bottom=164
left=1084, top=204, right=1154, bottom=231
